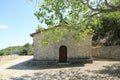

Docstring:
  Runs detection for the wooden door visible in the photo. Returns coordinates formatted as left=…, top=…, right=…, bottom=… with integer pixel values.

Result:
left=59, top=45, right=67, bottom=62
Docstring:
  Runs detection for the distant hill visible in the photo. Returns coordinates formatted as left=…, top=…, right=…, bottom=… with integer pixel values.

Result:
left=0, top=43, right=33, bottom=56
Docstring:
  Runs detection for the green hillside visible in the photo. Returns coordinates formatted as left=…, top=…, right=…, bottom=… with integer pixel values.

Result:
left=0, top=43, right=33, bottom=56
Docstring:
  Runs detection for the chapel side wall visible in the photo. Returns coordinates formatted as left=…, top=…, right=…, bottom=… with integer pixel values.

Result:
left=33, top=33, right=59, bottom=61
left=67, top=35, right=92, bottom=59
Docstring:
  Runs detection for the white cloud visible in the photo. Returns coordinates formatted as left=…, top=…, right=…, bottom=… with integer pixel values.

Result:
left=0, top=25, right=8, bottom=30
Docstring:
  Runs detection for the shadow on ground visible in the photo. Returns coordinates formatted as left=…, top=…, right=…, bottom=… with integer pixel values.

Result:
left=7, top=58, right=85, bottom=70
left=8, top=58, right=120, bottom=80
left=10, top=63, right=120, bottom=80
left=9, top=67, right=107, bottom=80
left=9, top=72, right=101, bottom=80
left=95, top=63, right=120, bottom=78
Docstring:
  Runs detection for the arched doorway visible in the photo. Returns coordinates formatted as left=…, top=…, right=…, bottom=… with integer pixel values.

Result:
left=59, top=45, right=67, bottom=62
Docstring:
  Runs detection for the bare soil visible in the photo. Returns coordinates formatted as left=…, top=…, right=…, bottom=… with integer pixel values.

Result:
left=0, top=56, right=120, bottom=80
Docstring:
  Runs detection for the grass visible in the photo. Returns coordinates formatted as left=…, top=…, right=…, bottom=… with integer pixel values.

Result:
left=0, top=55, right=18, bottom=65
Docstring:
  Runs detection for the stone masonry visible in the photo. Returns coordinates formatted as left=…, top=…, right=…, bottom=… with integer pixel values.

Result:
left=92, top=46, right=120, bottom=60
left=31, top=29, right=93, bottom=63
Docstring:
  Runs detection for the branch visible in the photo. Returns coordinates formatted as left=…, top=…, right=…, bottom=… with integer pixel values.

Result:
left=81, top=12, right=101, bottom=24
left=105, top=0, right=114, bottom=8
left=100, top=6, right=120, bottom=12
left=86, top=0, right=102, bottom=11
left=86, top=0, right=120, bottom=13
left=67, top=11, right=101, bottom=28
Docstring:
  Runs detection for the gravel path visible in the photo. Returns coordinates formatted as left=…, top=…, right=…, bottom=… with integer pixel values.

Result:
left=0, top=56, right=120, bottom=80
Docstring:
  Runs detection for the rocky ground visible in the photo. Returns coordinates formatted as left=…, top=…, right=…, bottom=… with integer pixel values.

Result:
left=0, top=56, right=120, bottom=80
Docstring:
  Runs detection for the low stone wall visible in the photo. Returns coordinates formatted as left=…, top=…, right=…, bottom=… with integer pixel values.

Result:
left=92, top=46, right=120, bottom=60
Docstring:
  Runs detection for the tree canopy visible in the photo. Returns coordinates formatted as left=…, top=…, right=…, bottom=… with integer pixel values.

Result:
left=30, top=0, right=120, bottom=46
left=33, top=0, right=120, bottom=26
left=92, top=12, right=120, bottom=46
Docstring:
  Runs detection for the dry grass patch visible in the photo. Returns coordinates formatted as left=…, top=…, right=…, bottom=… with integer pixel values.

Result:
left=0, top=55, right=19, bottom=65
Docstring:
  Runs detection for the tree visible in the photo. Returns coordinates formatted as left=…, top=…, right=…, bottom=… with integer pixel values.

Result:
left=20, top=43, right=33, bottom=55
left=30, top=0, right=120, bottom=46
left=85, top=0, right=120, bottom=12
left=0, top=43, right=33, bottom=56
left=0, top=46, right=23, bottom=55
left=92, top=12, right=120, bottom=46
left=33, top=0, right=120, bottom=25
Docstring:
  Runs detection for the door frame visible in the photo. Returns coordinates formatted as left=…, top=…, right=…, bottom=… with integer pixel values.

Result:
left=59, top=45, right=67, bottom=62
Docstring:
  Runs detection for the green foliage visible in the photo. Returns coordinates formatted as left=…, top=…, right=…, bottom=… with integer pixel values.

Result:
left=92, top=12, right=120, bottom=46
left=39, top=26, right=68, bottom=46
left=31, top=0, right=119, bottom=46
left=0, top=46, right=23, bottom=56
left=0, top=43, right=33, bottom=56
left=33, top=0, right=94, bottom=46
left=34, top=0, right=89, bottom=26
left=20, top=43, right=33, bottom=55
left=36, top=25, right=44, bottom=33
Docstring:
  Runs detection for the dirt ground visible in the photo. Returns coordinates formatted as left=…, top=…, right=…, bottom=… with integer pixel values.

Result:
left=0, top=56, right=120, bottom=80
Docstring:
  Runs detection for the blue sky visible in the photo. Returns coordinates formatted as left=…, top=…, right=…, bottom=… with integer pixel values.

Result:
left=0, top=0, right=44, bottom=50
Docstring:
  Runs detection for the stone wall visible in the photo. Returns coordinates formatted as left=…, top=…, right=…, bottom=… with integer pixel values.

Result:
left=92, top=46, right=120, bottom=60
left=32, top=31, right=93, bottom=63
